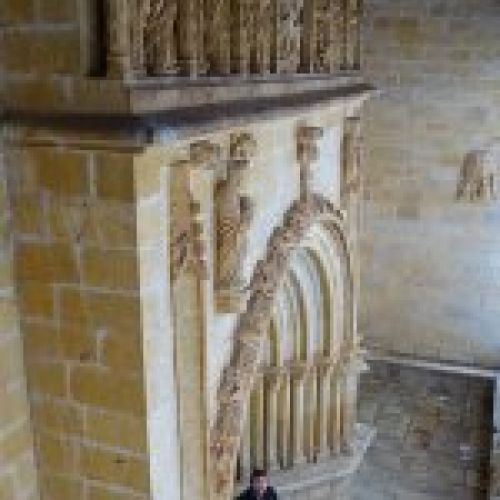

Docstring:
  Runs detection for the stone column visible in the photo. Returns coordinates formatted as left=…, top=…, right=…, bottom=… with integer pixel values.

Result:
left=290, top=363, right=307, bottom=465
left=304, top=365, right=318, bottom=462
left=250, top=374, right=265, bottom=468
left=239, top=409, right=252, bottom=484
left=330, top=367, right=342, bottom=455
left=317, top=360, right=333, bottom=460
left=106, top=0, right=133, bottom=78
left=278, top=370, right=291, bottom=469
left=264, top=370, right=281, bottom=471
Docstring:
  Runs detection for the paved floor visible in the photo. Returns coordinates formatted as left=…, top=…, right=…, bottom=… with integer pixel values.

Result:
left=350, top=361, right=493, bottom=500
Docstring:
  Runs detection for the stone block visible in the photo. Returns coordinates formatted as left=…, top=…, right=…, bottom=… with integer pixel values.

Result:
left=26, top=362, right=66, bottom=398
left=39, top=473, right=84, bottom=500
left=1, top=31, right=80, bottom=74
left=35, top=149, right=89, bottom=196
left=37, top=433, right=77, bottom=475
left=95, top=153, right=135, bottom=202
left=82, top=248, right=139, bottom=291
left=81, top=445, right=149, bottom=492
left=19, top=282, right=54, bottom=319
left=16, top=243, right=78, bottom=283
left=101, top=331, right=142, bottom=373
left=84, top=410, right=147, bottom=454
left=32, top=399, right=83, bottom=437
left=70, top=366, right=145, bottom=415
left=38, top=0, right=77, bottom=22
left=0, top=0, right=34, bottom=24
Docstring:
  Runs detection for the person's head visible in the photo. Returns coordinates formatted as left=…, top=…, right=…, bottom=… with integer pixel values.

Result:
left=251, top=469, right=268, bottom=495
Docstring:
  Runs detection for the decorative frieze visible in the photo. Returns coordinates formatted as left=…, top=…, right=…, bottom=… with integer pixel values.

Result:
left=103, top=0, right=361, bottom=78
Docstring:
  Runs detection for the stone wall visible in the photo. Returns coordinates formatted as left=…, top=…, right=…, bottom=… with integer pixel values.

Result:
left=0, top=143, right=38, bottom=500
left=361, top=0, right=500, bottom=364
left=5, top=143, right=150, bottom=499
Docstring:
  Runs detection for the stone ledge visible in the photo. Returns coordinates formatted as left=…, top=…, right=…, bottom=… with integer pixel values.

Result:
left=235, top=423, right=375, bottom=497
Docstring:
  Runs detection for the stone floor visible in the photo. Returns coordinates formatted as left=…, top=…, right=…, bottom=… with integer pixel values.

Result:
left=351, top=361, right=493, bottom=500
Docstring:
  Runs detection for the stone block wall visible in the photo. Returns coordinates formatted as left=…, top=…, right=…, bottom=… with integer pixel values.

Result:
left=0, top=145, right=38, bottom=500
left=361, top=0, right=500, bottom=364
left=5, top=144, right=150, bottom=499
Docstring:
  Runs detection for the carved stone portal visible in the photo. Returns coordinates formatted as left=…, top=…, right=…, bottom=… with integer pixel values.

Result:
left=210, top=193, right=354, bottom=500
left=216, top=132, right=257, bottom=312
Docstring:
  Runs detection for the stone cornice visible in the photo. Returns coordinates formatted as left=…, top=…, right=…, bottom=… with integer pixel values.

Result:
left=1, top=81, right=375, bottom=143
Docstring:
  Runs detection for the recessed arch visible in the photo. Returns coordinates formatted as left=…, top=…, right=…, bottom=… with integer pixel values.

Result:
left=210, top=194, right=355, bottom=499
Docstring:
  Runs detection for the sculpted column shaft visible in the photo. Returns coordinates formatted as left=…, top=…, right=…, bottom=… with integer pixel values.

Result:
left=178, top=0, right=206, bottom=76
left=107, top=0, right=133, bottom=78
left=290, top=364, right=307, bottom=465
left=300, top=0, right=317, bottom=73
left=330, top=370, right=342, bottom=455
left=317, top=363, right=332, bottom=460
left=265, top=372, right=280, bottom=471
left=278, top=371, right=291, bottom=469
left=206, top=0, right=231, bottom=74
left=240, top=410, right=252, bottom=484
left=304, top=366, right=318, bottom=462
left=251, top=375, right=265, bottom=468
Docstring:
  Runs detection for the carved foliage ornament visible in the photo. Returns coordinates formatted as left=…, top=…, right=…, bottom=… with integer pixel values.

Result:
left=210, top=193, right=352, bottom=498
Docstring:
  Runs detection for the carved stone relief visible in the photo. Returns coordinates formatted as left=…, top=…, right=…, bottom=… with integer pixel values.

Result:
left=143, top=0, right=179, bottom=75
left=297, top=125, right=324, bottom=200
left=170, top=140, right=221, bottom=282
left=215, top=132, right=257, bottom=312
left=457, top=142, right=500, bottom=201
left=273, top=0, right=304, bottom=74
left=105, top=0, right=361, bottom=78
left=341, top=116, right=362, bottom=204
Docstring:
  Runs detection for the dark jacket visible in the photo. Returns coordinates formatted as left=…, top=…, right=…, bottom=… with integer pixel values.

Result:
left=237, top=486, right=278, bottom=500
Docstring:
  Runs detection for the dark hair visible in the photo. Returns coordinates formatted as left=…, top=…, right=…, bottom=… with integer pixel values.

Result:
left=251, top=468, right=267, bottom=479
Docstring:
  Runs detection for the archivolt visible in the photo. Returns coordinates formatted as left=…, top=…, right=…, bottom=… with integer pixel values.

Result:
left=210, top=194, right=354, bottom=499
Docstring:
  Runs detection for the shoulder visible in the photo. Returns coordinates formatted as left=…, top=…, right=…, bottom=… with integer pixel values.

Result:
left=267, top=486, right=278, bottom=499
left=236, top=488, right=251, bottom=500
